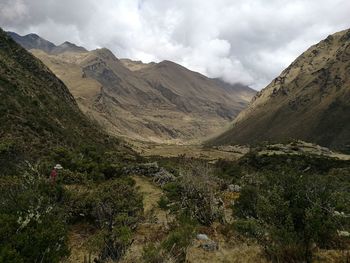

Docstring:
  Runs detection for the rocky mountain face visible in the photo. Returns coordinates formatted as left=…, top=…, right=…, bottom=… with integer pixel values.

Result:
left=11, top=33, right=256, bottom=143
left=7, top=32, right=87, bottom=54
left=0, top=28, right=117, bottom=161
left=209, top=29, right=350, bottom=152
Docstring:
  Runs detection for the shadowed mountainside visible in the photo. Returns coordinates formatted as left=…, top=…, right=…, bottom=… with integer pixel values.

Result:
left=208, top=28, right=350, bottom=152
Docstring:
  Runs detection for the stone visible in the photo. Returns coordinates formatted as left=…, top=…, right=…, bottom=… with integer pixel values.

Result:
left=338, top=231, right=350, bottom=237
left=228, top=184, right=241, bottom=192
left=196, top=234, right=209, bottom=241
left=153, top=168, right=176, bottom=186
left=200, top=241, right=219, bottom=251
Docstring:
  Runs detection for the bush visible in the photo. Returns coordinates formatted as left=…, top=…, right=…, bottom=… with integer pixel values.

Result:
left=233, top=185, right=258, bottom=219
left=0, top=172, right=69, bottom=263
left=234, top=170, right=349, bottom=262
left=161, top=214, right=197, bottom=262
left=158, top=196, right=169, bottom=210
left=214, top=159, right=243, bottom=183
left=142, top=244, right=163, bottom=263
left=89, top=178, right=143, bottom=261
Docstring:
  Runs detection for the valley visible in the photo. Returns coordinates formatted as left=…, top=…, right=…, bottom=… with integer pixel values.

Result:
left=1, top=16, right=350, bottom=263
left=9, top=32, right=255, bottom=144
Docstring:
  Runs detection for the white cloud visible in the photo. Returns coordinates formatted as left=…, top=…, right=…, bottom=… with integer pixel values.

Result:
left=1, top=0, right=349, bottom=89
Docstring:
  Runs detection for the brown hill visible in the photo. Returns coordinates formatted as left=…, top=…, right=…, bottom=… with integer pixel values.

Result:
left=209, top=29, right=350, bottom=152
left=21, top=39, right=255, bottom=143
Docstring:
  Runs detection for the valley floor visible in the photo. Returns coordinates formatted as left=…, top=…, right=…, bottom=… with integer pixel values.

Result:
left=128, top=140, right=248, bottom=161
left=60, top=141, right=350, bottom=263
left=123, top=176, right=266, bottom=263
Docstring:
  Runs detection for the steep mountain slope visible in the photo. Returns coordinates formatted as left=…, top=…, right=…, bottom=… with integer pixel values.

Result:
left=209, top=28, right=350, bottom=151
left=21, top=37, right=256, bottom=143
left=0, top=28, right=118, bottom=161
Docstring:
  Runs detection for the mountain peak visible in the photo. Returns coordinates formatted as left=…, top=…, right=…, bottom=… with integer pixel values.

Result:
left=7, top=31, right=88, bottom=54
left=60, top=41, right=76, bottom=46
left=7, top=31, right=56, bottom=53
left=53, top=41, right=87, bottom=54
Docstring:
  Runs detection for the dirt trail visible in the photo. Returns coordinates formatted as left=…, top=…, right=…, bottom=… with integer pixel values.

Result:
left=121, top=175, right=173, bottom=263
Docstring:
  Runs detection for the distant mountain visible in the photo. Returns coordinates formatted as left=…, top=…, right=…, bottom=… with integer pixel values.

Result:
left=0, top=28, right=118, bottom=163
left=9, top=32, right=256, bottom=143
left=51, top=41, right=87, bottom=54
left=7, top=31, right=87, bottom=54
left=32, top=48, right=256, bottom=143
left=208, top=28, right=350, bottom=152
left=120, top=58, right=156, bottom=71
left=7, top=31, right=56, bottom=53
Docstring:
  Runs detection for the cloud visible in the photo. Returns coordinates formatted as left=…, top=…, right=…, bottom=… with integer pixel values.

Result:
left=1, top=0, right=349, bottom=89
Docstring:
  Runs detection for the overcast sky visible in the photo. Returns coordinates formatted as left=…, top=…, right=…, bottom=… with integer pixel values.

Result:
left=1, top=0, right=349, bottom=90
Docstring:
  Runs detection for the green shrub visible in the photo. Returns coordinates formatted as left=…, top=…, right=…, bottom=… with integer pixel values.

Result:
left=59, top=169, right=87, bottom=185
left=234, top=170, right=349, bottom=262
left=142, top=244, right=163, bottom=263
left=88, top=179, right=143, bottom=261
left=233, top=185, right=258, bottom=219
left=161, top=215, right=197, bottom=262
left=158, top=196, right=169, bottom=210
left=214, top=159, right=243, bottom=183
left=0, top=173, right=69, bottom=263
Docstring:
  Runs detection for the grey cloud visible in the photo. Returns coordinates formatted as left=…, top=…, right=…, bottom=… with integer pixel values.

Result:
left=1, top=0, right=349, bottom=89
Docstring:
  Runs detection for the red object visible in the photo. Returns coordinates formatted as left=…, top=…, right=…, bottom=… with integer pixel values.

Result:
left=50, top=169, right=57, bottom=183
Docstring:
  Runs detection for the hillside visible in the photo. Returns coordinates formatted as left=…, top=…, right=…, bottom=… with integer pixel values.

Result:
left=12, top=33, right=256, bottom=143
left=0, top=28, right=120, bottom=166
left=209, top=28, right=350, bottom=152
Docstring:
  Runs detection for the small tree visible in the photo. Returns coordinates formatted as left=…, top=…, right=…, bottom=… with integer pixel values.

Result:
left=234, top=170, right=348, bottom=262
left=178, top=162, right=224, bottom=225
left=90, top=179, right=143, bottom=261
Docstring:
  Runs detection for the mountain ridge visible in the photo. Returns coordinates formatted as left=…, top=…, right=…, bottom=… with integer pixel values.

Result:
left=7, top=31, right=87, bottom=54
left=9, top=32, right=256, bottom=143
left=208, top=28, right=350, bottom=152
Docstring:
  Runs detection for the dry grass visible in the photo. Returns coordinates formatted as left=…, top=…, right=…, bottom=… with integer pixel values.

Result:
left=121, top=176, right=174, bottom=263
left=60, top=224, right=97, bottom=263
left=129, top=140, right=245, bottom=161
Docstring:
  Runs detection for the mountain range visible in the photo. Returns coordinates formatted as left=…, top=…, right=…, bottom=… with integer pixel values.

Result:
left=7, top=31, right=87, bottom=54
left=8, top=32, right=256, bottom=144
left=209, top=28, right=350, bottom=152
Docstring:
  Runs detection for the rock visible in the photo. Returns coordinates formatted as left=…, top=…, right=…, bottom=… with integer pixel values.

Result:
left=123, top=162, right=160, bottom=176
left=196, top=234, right=209, bottom=241
left=338, top=231, right=350, bottom=237
left=200, top=241, right=219, bottom=251
left=196, top=234, right=219, bottom=251
left=228, top=184, right=241, bottom=192
left=153, top=167, right=176, bottom=186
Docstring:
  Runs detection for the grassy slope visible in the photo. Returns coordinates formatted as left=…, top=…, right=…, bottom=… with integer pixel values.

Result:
left=0, top=28, right=125, bottom=163
left=208, top=29, right=350, bottom=151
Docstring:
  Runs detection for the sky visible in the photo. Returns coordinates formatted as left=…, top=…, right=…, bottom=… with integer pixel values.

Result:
left=1, top=0, right=349, bottom=90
